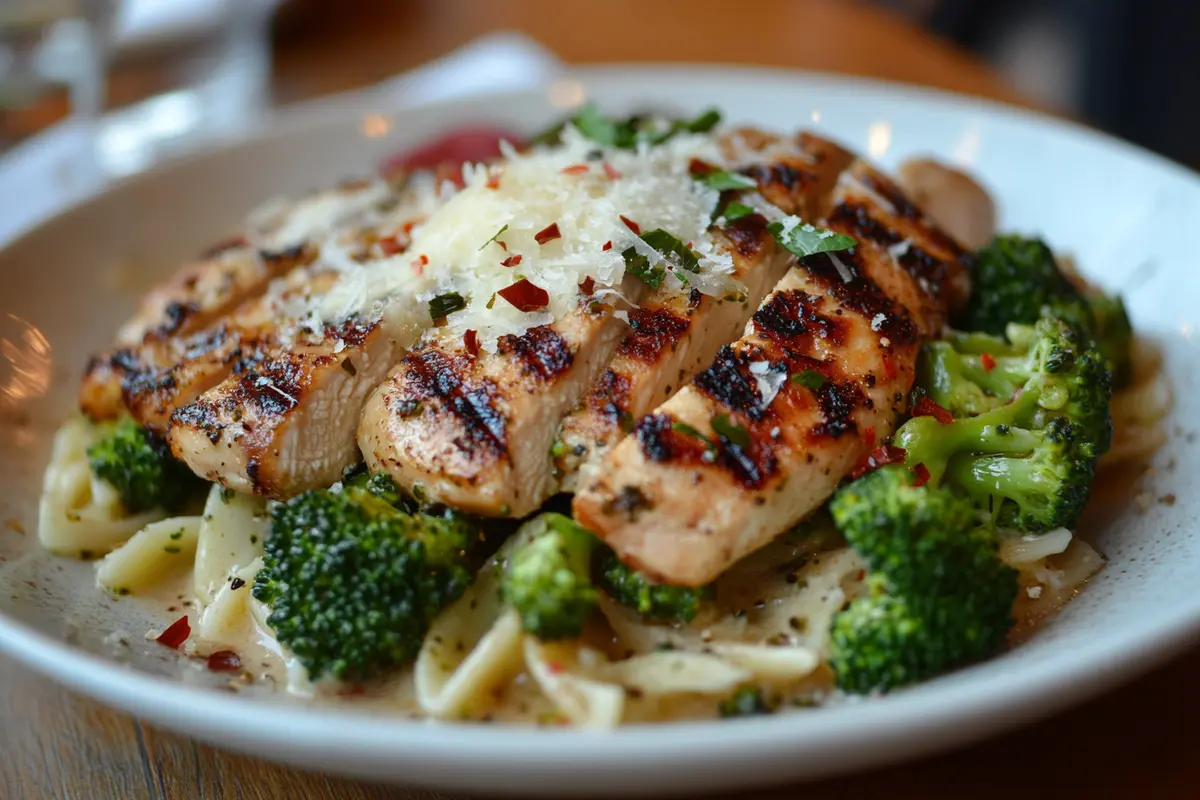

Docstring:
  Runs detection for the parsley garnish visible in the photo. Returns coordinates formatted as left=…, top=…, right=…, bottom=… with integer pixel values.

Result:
left=428, top=292, right=467, bottom=319
left=545, top=105, right=723, bottom=150
left=768, top=218, right=856, bottom=259
left=622, top=247, right=665, bottom=289
left=792, top=369, right=827, bottom=390
left=695, top=170, right=756, bottom=191
left=711, top=413, right=750, bottom=449
left=640, top=229, right=700, bottom=273
left=671, top=421, right=717, bottom=452
left=479, top=224, right=508, bottom=250
left=722, top=202, right=755, bottom=222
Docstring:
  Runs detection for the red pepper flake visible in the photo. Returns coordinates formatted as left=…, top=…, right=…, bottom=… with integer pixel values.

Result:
left=534, top=223, right=561, bottom=245
left=850, top=445, right=907, bottom=479
left=688, top=158, right=716, bottom=175
left=913, top=396, right=954, bottom=425
left=911, top=463, right=932, bottom=487
left=410, top=253, right=428, bottom=276
left=601, top=240, right=613, bottom=252
left=619, top=215, right=641, bottom=234
left=579, top=276, right=596, bottom=296
left=498, top=279, right=550, bottom=312
left=206, top=649, right=242, bottom=672
left=546, top=661, right=565, bottom=675
left=980, top=352, right=997, bottom=373
left=603, top=161, right=622, bottom=180
left=464, top=329, right=480, bottom=356
left=561, top=164, right=590, bottom=175
left=156, top=615, right=190, bottom=649
left=497, top=240, right=508, bottom=252
left=500, top=254, right=522, bottom=268
left=377, top=235, right=403, bottom=256
left=486, top=171, right=501, bottom=190
left=402, top=220, right=417, bottom=236
left=882, top=354, right=898, bottom=380
left=862, top=426, right=876, bottom=448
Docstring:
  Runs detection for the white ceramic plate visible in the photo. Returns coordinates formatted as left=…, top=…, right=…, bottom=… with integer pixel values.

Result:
left=0, top=66, right=1196, bottom=797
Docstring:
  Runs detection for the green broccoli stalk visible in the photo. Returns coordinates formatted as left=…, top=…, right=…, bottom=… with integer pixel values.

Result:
left=828, top=466, right=1018, bottom=694
left=252, top=474, right=479, bottom=682
left=898, top=317, right=1112, bottom=533
left=961, top=233, right=1134, bottom=388
left=596, top=549, right=708, bottom=624
left=501, top=513, right=602, bottom=640
left=87, top=417, right=203, bottom=513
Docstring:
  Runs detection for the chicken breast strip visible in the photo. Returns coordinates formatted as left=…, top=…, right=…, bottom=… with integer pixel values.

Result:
left=572, top=159, right=972, bottom=585
left=359, top=282, right=642, bottom=517
left=555, top=132, right=855, bottom=492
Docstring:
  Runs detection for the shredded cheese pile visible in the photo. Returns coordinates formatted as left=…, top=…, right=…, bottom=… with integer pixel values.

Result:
left=313, top=126, right=737, bottom=350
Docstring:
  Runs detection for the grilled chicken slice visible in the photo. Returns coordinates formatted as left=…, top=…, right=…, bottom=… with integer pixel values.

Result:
left=80, top=246, right=314, bottom=423
left=555, top=133, right=855, bottom=492
left=573, top=159, right=972, bottom=585
left=168, top=313, right=405, bottom=498
left=359, top=286, right=641, bottom=517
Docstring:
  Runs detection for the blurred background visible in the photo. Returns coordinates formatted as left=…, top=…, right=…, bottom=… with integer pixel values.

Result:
left=2, top=0, right=1198, bottom=176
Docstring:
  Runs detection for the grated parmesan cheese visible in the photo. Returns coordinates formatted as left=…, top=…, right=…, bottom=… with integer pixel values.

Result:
left=315, top=126, right=736, bottom=350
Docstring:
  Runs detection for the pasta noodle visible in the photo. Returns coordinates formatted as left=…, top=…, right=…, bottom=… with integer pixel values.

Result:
left=414, top=545, right=526, bottom=719
left=95, top=516, right=201, bottom=594
left=38, top=417, right=164, bottom=556
left=193, top=486, right=268, bottom=604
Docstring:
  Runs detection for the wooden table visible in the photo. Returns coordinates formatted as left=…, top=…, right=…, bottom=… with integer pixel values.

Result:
left=6, top=1, right=1196, bottom=797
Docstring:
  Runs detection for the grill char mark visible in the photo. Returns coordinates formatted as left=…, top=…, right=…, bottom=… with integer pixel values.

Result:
left=858, top=170, right=971, bottom=260
left=800, top=248, right=919, bottom=346
left=692, top=345, right=766, bottom=421
left=826, top=202, right=957, bottom=301
left=617, top=308, right=691, bottom=363
left=496, top=326, right=573, bottom=381
left=634, top=412, right=777, bottom=490
left=752, top=289, right=846, bottom=349
left=588, top=368, right=632, bottom=424
left=720, top=214, right=770, bottom=258
left=402, top=350, right=507, bottom=458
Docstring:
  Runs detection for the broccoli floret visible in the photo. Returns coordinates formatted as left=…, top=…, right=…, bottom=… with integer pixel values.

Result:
left=87, top=417, right=202, bottom=513
left=252, top=475, right=478, bottom=682
left=961, top=235, right=1093, bottom=336
left=899, top=317, right=1112, bottom=532
left=501, top=513, right=601, bottom=640
left=596, top=549, right=707, bottom=624
left=1085, top=290, right=1134, bottom=389
left=342, top=468, right=413, bottom=510
left=961, top=234, right=1134, bottom=388
left=828, top=466, right=1018, bottom=694
left=718, top=687, right=776, bottom=718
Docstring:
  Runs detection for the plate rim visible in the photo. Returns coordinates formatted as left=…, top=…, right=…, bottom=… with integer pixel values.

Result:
left=2, top=64, right=1198, bottom=791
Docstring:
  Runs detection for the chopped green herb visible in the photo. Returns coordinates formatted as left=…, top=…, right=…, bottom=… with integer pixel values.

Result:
left=485, top=293, right=497, bottom=310
left=711, top=413, right=750, bottom=449
left=479, top=224, right=508, bottom=251
left=411, top=482, right=427, bottom=503
left=164, top=545, right=181, bottom=554
left=169, top=529, right=184, bottom=541
left=768, top=218, right=856, bottom=259
left=640, top=229, right=700, bottom=274
left=718, top=687, right=776, bottom=718
left=550, top=439, right=568, bottom=459
left=671, top=421, right=717, bottom=452
left=695, top=170, right=756, bottom=191
left=722, top=202, right=755, bottom=221
left=558, top=104, right=723, bottom=150
left=220, top=488, right=235, bottom=503
left=622, top=246, right=665, bottom=289
left=428, top=292, right=467, bottom=320
left=792, top=369, right=827, bottom=390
